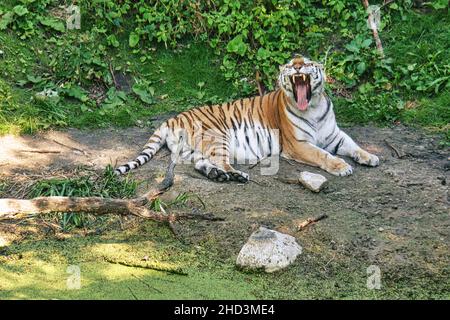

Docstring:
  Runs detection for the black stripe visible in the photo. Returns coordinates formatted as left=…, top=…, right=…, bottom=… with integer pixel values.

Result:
left=197, top=108, right=226, bottom=135
left=271, top=90, right=280, bottom=107
left=325, top=127, right=336, bottom=142
left=318, top=96, right=331, bottom=122
left=333, top=137, right=345, bottom=154
left=312, top=80, right=321, bottom=92
left=207, top=107, right=228, bottom=129
left=268, top=131, right=272, bottom=155
left=245, top=135, right=259, bottom=160
left=291, top=120, right=314, bottom=138
left=286, top=107, right=316, bottom=130
left=300, top=116, right=316, bottom=130
left=323, top=130, right=340, bottom=150
left=139, top=153, right=151, bottom=159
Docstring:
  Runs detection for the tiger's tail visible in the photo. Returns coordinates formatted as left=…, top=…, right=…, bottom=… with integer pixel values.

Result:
left=114, top=123, right=168, bottom=175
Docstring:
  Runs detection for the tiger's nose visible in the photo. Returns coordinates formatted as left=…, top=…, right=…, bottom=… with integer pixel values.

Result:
left=293, top=64, right=303, bottom=71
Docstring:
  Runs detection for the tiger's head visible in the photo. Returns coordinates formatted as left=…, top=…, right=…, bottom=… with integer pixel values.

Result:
left=278, top=56, right=325, bottom=112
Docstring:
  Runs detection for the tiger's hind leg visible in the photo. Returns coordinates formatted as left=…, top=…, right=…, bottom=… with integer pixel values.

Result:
left=194, top=156, right=249, bottom=183
left=194, top=158, right=230, bottom=182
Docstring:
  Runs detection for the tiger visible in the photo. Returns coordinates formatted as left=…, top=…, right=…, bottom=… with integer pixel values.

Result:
left=114, top=56, right=379, bottom=182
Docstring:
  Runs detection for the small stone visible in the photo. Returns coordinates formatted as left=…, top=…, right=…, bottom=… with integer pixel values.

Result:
left=236, top=227, right=302, bottom=273
left=378, top=227, right=384, bottom=232
left=298, top=171, right=328, bottom=192
left=0, top=235, right=9, bottom=247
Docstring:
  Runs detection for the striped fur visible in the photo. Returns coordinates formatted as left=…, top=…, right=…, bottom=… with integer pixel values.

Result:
left=115, top=56, right=379, bottom=182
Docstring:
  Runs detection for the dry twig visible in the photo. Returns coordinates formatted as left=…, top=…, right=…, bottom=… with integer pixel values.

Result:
left=18, top=149, right=61, bottom=154
left=46, top=138, right=88, bottom=155
left=297, top=214, right=328, bottom=231
left=384, top=139, right=406, bottom=158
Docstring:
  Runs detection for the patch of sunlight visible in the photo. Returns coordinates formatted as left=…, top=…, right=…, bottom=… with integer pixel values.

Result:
left=0, top=259, right=71, bottom=299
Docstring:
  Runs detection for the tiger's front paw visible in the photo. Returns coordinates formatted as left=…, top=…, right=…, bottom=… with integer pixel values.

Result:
left=354, top=149, right=380, bottom=167
left=324, top=157, right=353, bottom=176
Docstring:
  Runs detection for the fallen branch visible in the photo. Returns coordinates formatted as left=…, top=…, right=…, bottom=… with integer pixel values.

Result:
left=18, top=149, right=61, bottom=154
left=0, top=136, right=219, bottom=223
left=296, top=214, right=328, bottom=231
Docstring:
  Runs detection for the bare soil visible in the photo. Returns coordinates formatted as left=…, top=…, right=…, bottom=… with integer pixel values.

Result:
left=0, top=123, right=449, bottom=299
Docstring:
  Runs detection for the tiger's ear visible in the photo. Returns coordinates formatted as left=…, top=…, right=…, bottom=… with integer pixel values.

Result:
left=279, top=64, right=286, bottom=72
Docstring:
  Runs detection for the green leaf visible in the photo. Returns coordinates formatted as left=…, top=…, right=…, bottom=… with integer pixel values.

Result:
left=0, top=12, right=14, bottom=30
left=356, top=61, right=366, bottom=75
left=39, top=16, right=65, bottom=32
left=345, top=42, right=359, bottom=53
left=361, top=38, right=372, bottom=48
left=13, top=5, right=28, bottom=16
left=390, top=3, right=399, bottom=10
left=26, top=74, right=43, bottom=84
left=64, top=86, right=89, bottom=102
left=257, top=48, right=270, bottom=60
left=129, top=32, right=140, bottom=48
left=107, top=35, right=120, bottom=48
left=197, top=81, right=205, bottom=88
left=132, top=83, right=155, bottom=104
left=226, top=35, right=248, bottom=56
left=430, top=0, right=448, bottom=10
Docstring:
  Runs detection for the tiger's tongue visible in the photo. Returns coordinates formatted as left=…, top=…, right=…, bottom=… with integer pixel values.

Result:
left=296, top=83, right=308, bottom=111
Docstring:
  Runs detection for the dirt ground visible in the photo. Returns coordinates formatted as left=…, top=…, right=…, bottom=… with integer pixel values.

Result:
left=0, top=123, right=449, bottom=299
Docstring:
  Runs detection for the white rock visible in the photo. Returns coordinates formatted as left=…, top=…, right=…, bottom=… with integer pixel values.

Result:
left=0, top=235, right=9, bottom=247
left=298, top=171, right=328, bottom=192
left=236, top=227, right=302, bottom=273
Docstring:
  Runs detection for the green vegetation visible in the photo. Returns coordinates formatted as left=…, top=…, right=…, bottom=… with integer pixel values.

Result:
left=28, top=166, right=139, bottom=231
left=0, top=0, right=448, bottom=142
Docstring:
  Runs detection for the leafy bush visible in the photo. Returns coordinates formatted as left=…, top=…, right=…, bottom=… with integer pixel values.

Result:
left=0, top=0, right=448, bottom=133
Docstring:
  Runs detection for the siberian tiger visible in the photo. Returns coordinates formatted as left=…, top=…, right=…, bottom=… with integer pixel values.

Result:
left=114, top=56, right=379, bottom=182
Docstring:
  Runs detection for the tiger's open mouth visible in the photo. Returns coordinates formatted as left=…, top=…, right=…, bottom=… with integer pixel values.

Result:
left=291, top=74, right=311, bottom=111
